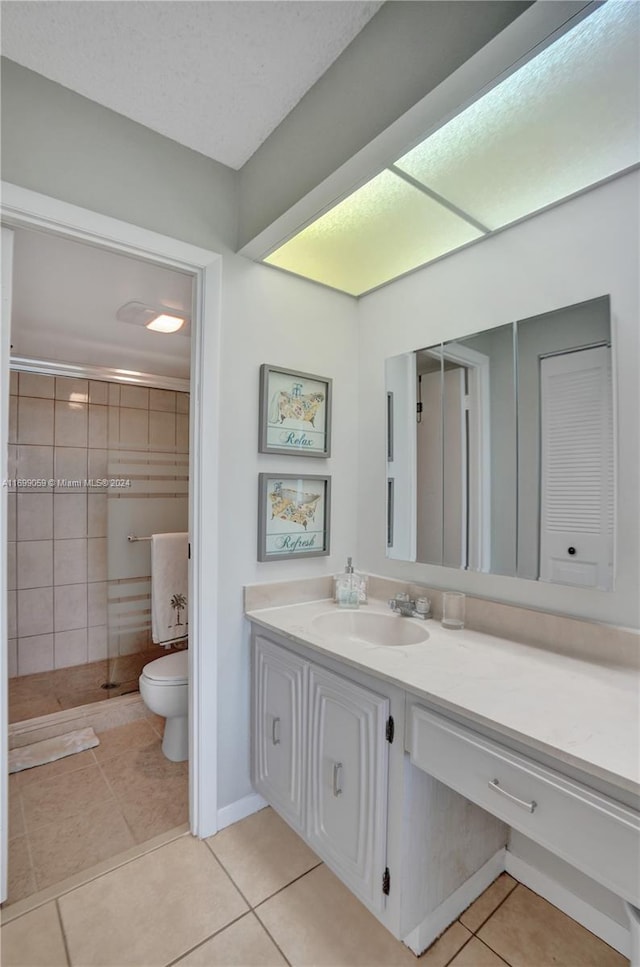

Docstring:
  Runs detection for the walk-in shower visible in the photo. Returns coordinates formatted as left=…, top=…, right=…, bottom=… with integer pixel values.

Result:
left=7, top=368, right=189, bottom=724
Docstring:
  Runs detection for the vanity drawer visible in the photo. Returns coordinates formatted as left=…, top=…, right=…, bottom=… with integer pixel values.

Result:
left=409, top=704, right=640, bottom=904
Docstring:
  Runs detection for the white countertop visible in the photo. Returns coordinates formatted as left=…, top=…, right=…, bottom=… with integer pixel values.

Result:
left=246, top=598, right=640, bottom=801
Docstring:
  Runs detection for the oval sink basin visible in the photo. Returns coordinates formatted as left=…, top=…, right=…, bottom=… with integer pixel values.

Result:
left=311, top=610, right=429, bottom=647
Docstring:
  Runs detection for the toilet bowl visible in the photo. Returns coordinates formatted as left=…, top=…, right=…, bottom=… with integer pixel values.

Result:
left=139, top=651, right=189, bottom=762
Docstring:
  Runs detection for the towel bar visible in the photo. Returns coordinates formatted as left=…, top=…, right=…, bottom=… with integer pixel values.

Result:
left=127, top=534, right=151, bottom=542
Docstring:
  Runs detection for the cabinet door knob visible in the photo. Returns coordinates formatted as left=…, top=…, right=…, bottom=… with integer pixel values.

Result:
left=271, top=717, right=281, bottom=746
left=568, top=546, right=577, bottom=556
left=333, top=761, right=343, bottom=797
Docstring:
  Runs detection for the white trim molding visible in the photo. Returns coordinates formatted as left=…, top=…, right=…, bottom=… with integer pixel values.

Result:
left=0, top=226, right=14, bottom=902
left=216, top=792, right=269, bottom=832
left=1, top=181, right=222, bottom=841
left=403, top=848, right=506, bottom=956
left=9, top=355, right=190, bottom=392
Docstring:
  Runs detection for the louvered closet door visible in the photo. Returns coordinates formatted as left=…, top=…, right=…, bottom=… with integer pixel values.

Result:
left=539, top=346, right=613, bottom=589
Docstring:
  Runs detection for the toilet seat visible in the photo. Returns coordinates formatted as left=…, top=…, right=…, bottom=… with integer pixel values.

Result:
left=141, top=651, right=188, bottom=684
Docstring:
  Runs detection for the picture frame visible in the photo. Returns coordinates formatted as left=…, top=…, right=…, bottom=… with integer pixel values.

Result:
left=258, top=473, right=331, bottom=561
left=258, top=364, right=332, bottom=457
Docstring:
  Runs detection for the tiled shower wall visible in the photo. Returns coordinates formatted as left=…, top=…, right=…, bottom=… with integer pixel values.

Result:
left=7, top=371, right=189, bottom=678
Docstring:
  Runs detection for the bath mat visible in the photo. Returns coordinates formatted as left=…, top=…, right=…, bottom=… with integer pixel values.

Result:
left=8, top=727, right=100, bottom=774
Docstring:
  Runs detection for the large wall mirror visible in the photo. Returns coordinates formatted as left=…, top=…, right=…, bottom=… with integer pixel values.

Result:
left=386, top=296, right=614, bottom=591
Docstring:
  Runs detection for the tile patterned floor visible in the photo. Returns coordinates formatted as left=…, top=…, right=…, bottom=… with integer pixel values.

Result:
left=8, top=648, right=185, bottom=724
left=7, top=717, right=188, bottom=903
left=2, top=804, right=629, bottom=967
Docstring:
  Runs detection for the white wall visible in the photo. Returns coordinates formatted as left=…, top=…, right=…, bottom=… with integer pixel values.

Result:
left=357, top=172, right=640, bottom=629
left=217, top=257, right=358, bottom=807
left=1, top=61, right=360, bottom=810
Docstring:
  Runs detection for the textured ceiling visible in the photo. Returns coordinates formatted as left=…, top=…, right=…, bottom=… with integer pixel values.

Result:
left=0, top=0, right=383, bottom=170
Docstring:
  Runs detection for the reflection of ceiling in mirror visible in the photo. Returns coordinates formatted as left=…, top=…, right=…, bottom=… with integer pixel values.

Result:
left=265, top=2, right=639, bottom=297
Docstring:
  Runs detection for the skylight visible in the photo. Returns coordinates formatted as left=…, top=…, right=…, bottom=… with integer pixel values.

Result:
left=264, top=1, right=640, bottom=297
left=264, top=170, right=483, bottom=296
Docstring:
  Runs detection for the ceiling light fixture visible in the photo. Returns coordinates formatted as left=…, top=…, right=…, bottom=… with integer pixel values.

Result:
left=263, top=1, right=640, bottom=297
left=116, top=301, right=190, bottom=335
left=145, top=313, right=185, bottom=333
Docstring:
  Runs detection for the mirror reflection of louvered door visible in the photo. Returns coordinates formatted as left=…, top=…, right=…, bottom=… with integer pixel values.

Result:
left=539, top=346, right=613, bottom=589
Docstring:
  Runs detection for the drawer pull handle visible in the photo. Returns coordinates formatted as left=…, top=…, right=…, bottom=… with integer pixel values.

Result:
left=333, top=762, right=343, bottom=797
left=271, top=717, right=281, bottom=746
left=488, top=779, right=536, bottom=813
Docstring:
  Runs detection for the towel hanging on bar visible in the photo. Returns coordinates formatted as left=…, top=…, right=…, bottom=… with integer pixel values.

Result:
left=151, top=533, right=188, bottom=646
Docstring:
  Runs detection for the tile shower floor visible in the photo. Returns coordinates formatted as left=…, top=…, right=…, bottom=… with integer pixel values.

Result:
left=2, top=802, right=628, bottom=966
left=8, top=649, right=183, bottom=723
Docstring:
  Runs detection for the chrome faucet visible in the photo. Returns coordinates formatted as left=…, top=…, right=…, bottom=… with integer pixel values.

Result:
left=388, top=593, right=431, bottom=619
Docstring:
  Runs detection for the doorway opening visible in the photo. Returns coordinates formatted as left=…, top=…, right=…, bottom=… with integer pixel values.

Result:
left=1, top=184, right=222, bottom=907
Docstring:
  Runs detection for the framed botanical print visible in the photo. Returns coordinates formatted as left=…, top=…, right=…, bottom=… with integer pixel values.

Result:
left=258, top=364, right=332, bottom=457
left=257, top=473, right=331, bottom=561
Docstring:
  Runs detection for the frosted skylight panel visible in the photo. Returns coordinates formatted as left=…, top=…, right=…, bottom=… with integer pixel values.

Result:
left=395, top=1, right=640, bottom=230
left=264, top=170, right=482, bottom=295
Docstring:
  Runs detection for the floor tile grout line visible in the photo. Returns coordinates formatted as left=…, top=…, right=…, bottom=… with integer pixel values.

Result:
left=5, top=722, right=187, bottom=912
left=14, top=753, right=100, bottom=793
left=163, top=910, right=250, bottom=967
left=92, top=753, right=139, bottom=844
left=249, top=861, right=324, bottom=967
left=470, top=934, right=512, bottom=966
left=1, top=826, right=191, bottom=924
left=19, top=762, right=122, bottom=838
left=442, top=930, right=476, bottom=967
left=162, top=910, right=287, bottom=967
left=202, top=839, right=253, bottom=910
left=169, top=841, right=296, bottom=967
left=466, top=878, right=520, bottom=937
left=22, top=813, right=39, bottom=895
left=251, top=912, right=294, bottom=967
left=201, top=835, right=314, bottom=965
left=11, top=791, right=38, bottom=901
left=251, top=860, right=325, bottom=911
left=54, top=896, right=72, bottom=967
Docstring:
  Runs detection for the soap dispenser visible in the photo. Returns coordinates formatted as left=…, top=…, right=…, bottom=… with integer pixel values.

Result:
left=336, top=557, right=360, bottom=609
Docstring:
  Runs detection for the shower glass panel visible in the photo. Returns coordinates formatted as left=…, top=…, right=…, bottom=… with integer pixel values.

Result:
left=105, top=384, right=190, bottom=693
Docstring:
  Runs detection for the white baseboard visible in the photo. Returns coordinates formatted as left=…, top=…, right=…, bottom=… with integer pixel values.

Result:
left=505, top=852, right=631, bottom=958
left=216, top=792, right=268, bottom=831
left=403, top=848, right=507, bottom=956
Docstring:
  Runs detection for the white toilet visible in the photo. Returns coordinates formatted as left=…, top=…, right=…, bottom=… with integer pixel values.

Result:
left=139, top=651, right=189, bottom=762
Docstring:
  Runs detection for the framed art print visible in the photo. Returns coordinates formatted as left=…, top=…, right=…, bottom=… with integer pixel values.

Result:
left=258, top=473, right=331, bottom=561
left=259, top=364, right=332, bottom=457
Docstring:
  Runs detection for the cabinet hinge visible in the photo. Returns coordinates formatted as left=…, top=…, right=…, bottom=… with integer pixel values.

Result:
left=386, top=716, right=394, bottom=743
left=382, top=867, right=391, bottom=896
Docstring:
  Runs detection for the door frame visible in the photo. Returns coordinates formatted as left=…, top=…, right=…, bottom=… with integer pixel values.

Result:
left=0, top=226, right=14, bottom=901
left=441, top=342, right=491, bottom=572
left=0, top=183, right=222, bottom=872
left=427, top=342, right=492, bottom=572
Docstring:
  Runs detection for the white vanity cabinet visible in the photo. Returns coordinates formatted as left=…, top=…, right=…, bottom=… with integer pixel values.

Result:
left=409, top=703, right=640, bottom=908
left=252, top=633, right=391, bottom=912
left=252, top=635, right=307, bottom=832
left=306, top=665, right=389, bottom=911
left=248, top=600, right=639, bottom=960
